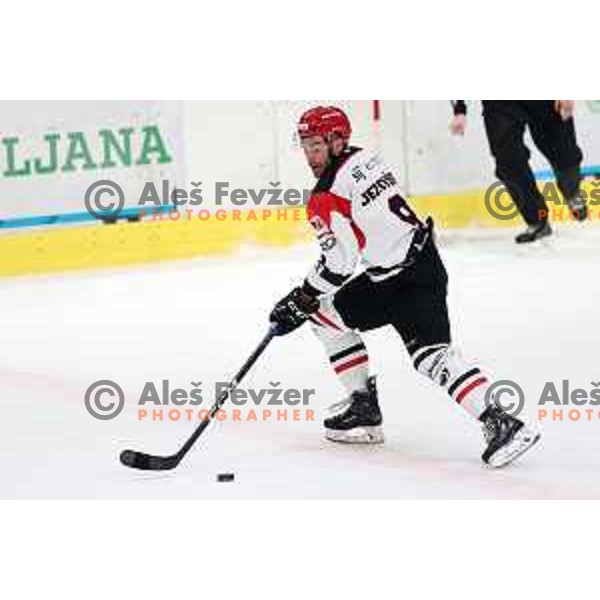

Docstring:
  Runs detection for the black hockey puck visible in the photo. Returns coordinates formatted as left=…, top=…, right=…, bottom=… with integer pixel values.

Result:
left=217, top=473, right=235, bottom=483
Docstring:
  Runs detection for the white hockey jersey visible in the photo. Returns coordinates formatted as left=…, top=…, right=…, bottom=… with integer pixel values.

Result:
left=304, top=146, right=428, bottom=295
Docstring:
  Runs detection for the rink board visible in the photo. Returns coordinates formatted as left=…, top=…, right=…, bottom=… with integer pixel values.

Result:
left=1, top=100, right=599, bottom=277
left=0, top=180, right=598, bottom=277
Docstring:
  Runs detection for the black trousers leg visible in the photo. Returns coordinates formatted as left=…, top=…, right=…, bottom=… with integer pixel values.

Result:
left=483, top=100, right=548, bottom=225
left=524, top=100, right=583, bottom=201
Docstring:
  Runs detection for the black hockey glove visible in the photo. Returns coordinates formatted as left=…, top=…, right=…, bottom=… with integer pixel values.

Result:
left=270, top=286, right=320, bottom=336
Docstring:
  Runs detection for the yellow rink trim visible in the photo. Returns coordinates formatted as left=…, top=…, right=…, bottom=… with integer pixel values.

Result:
left=414, top=180, right=600, bottom=229
left=0, top=181, right=597, bottom=277
left=0, top=211, right=313, bottom=277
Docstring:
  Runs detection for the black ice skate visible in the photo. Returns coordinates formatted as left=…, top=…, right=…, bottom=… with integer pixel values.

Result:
left=324, top=376, right=384, bottom=444
left=515, top=220, right=552, bottom=244
left=480, top=405, right=541, bottom=468
left=566, top=193, right=588, bottom=222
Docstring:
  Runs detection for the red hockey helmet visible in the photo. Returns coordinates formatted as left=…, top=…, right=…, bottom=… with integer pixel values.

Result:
left=297, top=105, right=352, bottom=143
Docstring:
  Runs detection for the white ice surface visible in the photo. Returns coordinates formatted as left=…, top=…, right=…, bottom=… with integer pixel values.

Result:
left=1, top=224, right=600, bottom=499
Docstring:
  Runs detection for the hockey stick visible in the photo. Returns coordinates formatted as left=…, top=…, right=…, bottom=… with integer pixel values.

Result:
left=120, top=324, right=280, bottom=471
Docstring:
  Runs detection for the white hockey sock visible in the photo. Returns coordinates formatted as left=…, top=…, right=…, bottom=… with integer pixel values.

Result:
left=412, top=344, right=490, bottom=419
left=309, top=297, right=369, bottom=395
left=327, top=334, right=370, bottom=394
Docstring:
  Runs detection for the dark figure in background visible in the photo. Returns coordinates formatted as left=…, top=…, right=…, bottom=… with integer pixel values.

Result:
left=450, top=100, right=586, bottom=244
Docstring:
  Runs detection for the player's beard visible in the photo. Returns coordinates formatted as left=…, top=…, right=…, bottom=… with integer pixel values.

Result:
left=310, top=163, right=325, bottom=177
left=309, top=158, right=332, bottom=177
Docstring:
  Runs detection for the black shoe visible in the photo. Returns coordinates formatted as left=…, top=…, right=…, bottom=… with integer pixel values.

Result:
left=515, top=220, right=552, bottom=244
left=566, top=193, right=588, bottom=222
left=480, top=405, right=540, bottom=468
left=324, top=376, right=384, bottom=443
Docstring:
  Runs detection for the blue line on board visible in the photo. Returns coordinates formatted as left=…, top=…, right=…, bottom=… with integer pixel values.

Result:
left=1, top=165, right=599, bottom=230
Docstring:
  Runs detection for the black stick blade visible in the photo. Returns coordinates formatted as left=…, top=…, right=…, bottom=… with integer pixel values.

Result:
left=120, top=449, right=180, bottom=471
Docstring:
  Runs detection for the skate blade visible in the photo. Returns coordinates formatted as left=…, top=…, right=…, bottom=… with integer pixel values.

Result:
left=325, top=426, right=384, bottom=444
left=515, top=235, right=554, bottom=255
left=487, top=427, right=541, bottom=468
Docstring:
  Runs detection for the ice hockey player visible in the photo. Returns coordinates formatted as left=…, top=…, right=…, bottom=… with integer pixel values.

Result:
left=269, top=105, right=541, bottom=468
